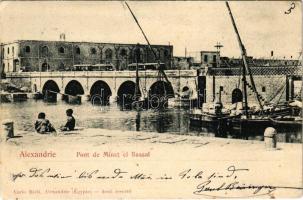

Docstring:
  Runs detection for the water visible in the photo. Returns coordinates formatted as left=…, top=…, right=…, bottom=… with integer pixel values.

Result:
left=1, top=100, right=301, bottom=143
left=0, top=100, right=197, bottom=135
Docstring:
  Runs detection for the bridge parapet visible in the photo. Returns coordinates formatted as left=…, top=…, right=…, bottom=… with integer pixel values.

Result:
left=208, top=66, right=302, bottom=76
left=5, top=70, right=198, bottom=78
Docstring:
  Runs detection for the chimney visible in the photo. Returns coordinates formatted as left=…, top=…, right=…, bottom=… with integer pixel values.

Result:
left=60, top=33, right=66, bottom=41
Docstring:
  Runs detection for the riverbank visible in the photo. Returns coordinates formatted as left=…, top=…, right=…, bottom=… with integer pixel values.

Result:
left=3, top=127, right=303, bottom=149
left=3, top=127, right=303, bottom=163
left=1, top=128, right=302, bottom=198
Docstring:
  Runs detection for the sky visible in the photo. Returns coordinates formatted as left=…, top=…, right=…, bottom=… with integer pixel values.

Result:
left=0, top=1, right=301, bottom=59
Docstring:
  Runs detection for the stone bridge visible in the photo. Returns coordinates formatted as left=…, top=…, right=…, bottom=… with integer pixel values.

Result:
left=5, top=70, right=199, bottom=101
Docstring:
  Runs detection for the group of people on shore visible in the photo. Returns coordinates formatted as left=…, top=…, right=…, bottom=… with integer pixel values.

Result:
left=34, top=109, right=76, bottom=134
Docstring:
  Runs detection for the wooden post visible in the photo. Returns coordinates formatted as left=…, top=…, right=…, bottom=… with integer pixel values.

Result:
left=286, top=76, right=289, bottom=101
left=212, top=76, right=216, bottom=102
left=1, top=120, right=14, bottom=140
left=290, top=77, right=294, bottom=100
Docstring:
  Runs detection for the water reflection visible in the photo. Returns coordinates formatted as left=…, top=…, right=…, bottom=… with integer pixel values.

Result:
left=0, top=100, right=301, bottom=143
left=0, top=100, right=192, bottom=135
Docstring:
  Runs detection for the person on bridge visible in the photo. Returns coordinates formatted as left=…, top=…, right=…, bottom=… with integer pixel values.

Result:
left=34, top=112, right=56, bottom=134
left=60, top=109, right=76, bottom=131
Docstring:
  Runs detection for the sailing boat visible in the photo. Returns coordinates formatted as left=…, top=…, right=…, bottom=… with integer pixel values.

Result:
left=269, top=73, right=302, bottom=140
left=189, top=88, right=241, bottom=137
left=125, top=2, right=174, bottom=110
left=225, top=2, right=273, bottom=138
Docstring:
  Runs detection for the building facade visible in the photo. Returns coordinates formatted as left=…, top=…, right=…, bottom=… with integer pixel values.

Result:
left=0, top=40, right=173, bottom=73
left=200, top=51, right=220, bottom=68
left=200, top=50, right=301, bottom=69
left=204, top=66, right=302, bottom=105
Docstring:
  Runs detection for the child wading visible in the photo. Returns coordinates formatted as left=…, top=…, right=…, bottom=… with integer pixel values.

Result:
left=35, top=112, right=56, bottom=134
left=60, top=109, right=76, bottom=131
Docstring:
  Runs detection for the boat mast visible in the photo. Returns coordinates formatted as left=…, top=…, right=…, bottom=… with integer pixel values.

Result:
left=225, top=2, right=264, bottom=116
left=124, top=1, right=173, bottom=89
left=225, top=2, right=248, bottom=118
left=135, top=44, right=140, bottom=98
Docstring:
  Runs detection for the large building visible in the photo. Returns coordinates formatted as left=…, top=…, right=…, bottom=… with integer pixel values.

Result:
left=200, top=50, right=301, bottom=68
left=0, top=40, right=173, bottom=73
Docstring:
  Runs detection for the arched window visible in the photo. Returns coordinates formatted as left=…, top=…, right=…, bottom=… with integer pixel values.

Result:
left=75, top=46, right=80, bottom=54
left=152, top=48, right=159, bottom=59
left=105, top=49, right=113, bottom=59
left=41, top=46, right=49, bottom=57
left=59, top=62, right=65, bottom=71
left=12, top=47, right=14, bottom=54
left=134, top=48, right=144, bottom=63
left=120, top=48, right=127, bottom=57
left=91, top=48, right=97, bottom=55
left=41, top=62, right=50, bottom=72
left=164, top=49, right=169, bottom=58
left=232, top=88, right=243, bottom=104
left=58, top=46, right=65, bottom=54
left=25, top=46, right=31, bottom=53
left=7, top=47, right=9, bottom=54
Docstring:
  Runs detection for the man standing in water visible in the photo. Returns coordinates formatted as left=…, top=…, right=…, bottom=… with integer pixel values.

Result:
left=60, top=109, right=76, bottom=131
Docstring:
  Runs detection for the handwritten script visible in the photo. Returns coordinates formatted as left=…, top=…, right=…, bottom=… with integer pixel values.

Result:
left=285, top=2, right=296, bottom=14
left=11, top=165, right=303, bottom=198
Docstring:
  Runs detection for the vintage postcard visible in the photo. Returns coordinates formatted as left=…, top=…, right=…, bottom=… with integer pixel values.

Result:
left=0, top=0, right=302, bottom=199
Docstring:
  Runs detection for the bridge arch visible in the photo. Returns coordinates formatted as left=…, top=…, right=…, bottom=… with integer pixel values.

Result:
left=117, top=81, right=138, bottom=100
left=148, top=81, right=174, bottom=98
left=90, top=80, right=112, bottom=104
left=42, top=80, right=60, bottom=94
left=65, top=80, right=85, bottom=96
left=42, top=80, right=60, bottom=101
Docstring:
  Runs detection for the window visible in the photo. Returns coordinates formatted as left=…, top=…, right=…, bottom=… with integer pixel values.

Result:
left=25, top=46, right=31, bottom=53
left=164, top=49, right=169, bottom=57
left=7, top=47, right=9, bottom=54
left=91, top=48, right=96, bottom=55
left=59, top=62, right=65, bottom=71
left=41, top=46, right=49, bottom=56
left=220, top=86, right=224, bottom=91
left=75, top=46, right=80, bottom=54
left=12, top=47, right=14, bottom=54
left=262, top=86, right=266, bottom=92
left=204, top=55, right=208, bottom=62
left=213, top=55, right=217, bottom=62
left=153, top=48, right=159, bottom=58
left=120, top=48, right=127, bottom=57
left=58, top=47, right=65, bottom=54
left=105, top=49, right=113, bottom=59
left=134, top=48, right=144, bottom=62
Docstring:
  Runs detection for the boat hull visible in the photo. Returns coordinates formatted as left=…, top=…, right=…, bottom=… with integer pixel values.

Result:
left=231, top=118, right=272, bottom=138
left=270, top=117, right=302, bottom=142
left=189, top=113, right=236, bottom=137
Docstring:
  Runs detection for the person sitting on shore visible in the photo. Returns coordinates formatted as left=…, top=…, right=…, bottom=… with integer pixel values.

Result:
left=60, top=109, right=75, bottom=131
left=34, top=112, right=56, bottom=134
